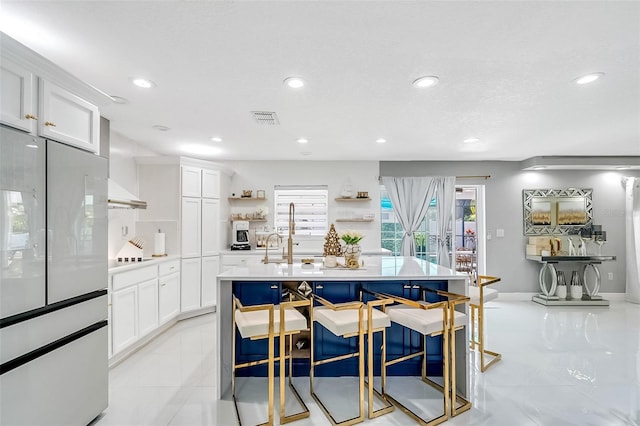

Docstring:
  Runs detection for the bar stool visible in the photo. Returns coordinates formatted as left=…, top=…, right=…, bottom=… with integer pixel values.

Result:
left=469, top=275, right=502, bottom=372
left=232, top=290, right=311, bottom=425
left=310, top=292, right=394, bottom=425
left=375, top=288, right=470, bottom=425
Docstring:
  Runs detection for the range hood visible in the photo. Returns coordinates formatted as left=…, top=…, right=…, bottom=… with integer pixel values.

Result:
left=108, top=179, right=147, bottom=209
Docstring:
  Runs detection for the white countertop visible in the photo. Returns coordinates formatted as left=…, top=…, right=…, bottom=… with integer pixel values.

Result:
left=217, top=256, right=468, bottom=281
left=108, top=255, right=180, bottom=273
left=220, top=248, right=392, bottom=256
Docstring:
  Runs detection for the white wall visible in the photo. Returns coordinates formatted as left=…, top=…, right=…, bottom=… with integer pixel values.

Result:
left=380, top=161, right=640, bottom=294
left=107, top=131, right=157, bottom=259
left=224, top=160, right=381, bottom=252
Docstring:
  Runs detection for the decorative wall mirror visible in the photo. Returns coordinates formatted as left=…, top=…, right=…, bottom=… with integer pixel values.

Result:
left=523, top=188, right=593, bottom=235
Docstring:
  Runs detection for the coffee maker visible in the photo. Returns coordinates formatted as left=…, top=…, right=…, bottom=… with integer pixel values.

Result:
left=231, top=221, right=251, bottom=250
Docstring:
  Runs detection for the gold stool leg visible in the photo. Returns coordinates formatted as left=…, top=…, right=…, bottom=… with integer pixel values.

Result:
left=310, top=304, right=365, bottom=426
left=470, top=304, right=502, bottom=373
left=365, top=304, right=394, bottom=419
left=279, top=310, right=311, bottom=424
left=450, top=308, right=471, bottom=416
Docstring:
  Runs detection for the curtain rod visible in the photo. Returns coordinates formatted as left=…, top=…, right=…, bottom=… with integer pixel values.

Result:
left=456, top=175, right=491, bottom=180
left=378, top=175, right=491, bottom=180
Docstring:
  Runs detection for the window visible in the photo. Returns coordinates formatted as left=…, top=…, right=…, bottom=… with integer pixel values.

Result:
left=380, top=185, right=438, bottom=261
left=274, top=185, right=328, bottom=236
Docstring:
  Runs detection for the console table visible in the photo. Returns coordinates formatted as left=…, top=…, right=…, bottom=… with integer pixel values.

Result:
left=527, top=255, right=616, bottom=306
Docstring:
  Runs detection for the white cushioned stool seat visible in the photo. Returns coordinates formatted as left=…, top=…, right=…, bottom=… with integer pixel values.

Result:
left=235, top=307, right=307, bottom=339
left=387, top=305, right=467, bottom=335
left=314, top=306, right=391, bottom=336
left=468, top=286, right=499, bottom=305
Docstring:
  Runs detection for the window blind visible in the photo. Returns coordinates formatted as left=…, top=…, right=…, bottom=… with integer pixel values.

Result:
left=274, top=185, right=328, bottom=236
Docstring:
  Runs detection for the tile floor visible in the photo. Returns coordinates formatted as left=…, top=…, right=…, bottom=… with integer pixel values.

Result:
left=92, top=300, right=640, bottom=426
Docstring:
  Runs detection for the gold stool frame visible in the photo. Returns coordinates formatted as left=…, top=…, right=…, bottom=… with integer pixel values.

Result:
left=469, top=275, right=502, bottom=372
left=424, top=288, right=472, bottom=418
left=309, top=293, right=394, bottom=425
left=232, top=291, right=311, bottom=426
left=374, top=292, right=452, bottom=426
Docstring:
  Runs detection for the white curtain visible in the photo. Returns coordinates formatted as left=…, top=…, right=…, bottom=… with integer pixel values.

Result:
left=624, top=177, right=640, bottom=304
left=381, top=177, right=436, bottom=256
left=435, top=176, right=456, bottom=268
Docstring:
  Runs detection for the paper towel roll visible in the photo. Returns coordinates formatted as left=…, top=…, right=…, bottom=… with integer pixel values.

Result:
left=154, top=232, right=166, bottom=256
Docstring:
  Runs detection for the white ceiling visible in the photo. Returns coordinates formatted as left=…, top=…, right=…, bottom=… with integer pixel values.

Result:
left=2, top=1, right=639, bottom=162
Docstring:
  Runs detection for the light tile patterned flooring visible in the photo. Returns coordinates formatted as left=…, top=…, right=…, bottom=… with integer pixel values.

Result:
left=92, top=300, right=640, bottom=425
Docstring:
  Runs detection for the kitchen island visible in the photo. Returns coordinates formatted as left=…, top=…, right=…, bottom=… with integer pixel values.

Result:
left=216, top=256, right=470, bottom=400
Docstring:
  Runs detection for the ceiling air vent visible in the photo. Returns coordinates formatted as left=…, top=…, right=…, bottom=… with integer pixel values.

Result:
left=251, top=111, right=280, bottom=125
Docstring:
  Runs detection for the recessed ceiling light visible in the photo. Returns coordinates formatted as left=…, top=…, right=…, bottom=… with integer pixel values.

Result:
left=412, top=76, right=439, bottom=88
left=574, top=72, right=604, bottom=85
left=152, top=125, right=170, bottom=131
left=131, top=77, right=156, bottom=88
left=284, top=77, right=305, bottom=89
left=376, top=138, right=387, bottom=144
left=110, top=95, right=129, bottom=104
left=463, top=137, right=480, bottom=144
left=211, top=137, right=222, bottom=142
left=301, top=151, right=312, bottom=156
left=532, top=166, right=546, bottom=170
left=296, top=138, right=309, bottom=144
left=615, top=166, right=629, bottom=170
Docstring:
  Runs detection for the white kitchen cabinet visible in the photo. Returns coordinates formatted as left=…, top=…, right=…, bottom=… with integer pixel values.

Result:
left=202, top=199, right=220, bottom=256
left=137, top=278, right=159, bottom=337
left=159, top=272, right=180, bottom=324
left=39, top=80, right=100, bottom=154
left=181, top=197, right=202, bottom=258
left=181, top=166, right=202, bottom=197
left=1, top=33, right=109, bottom=154
left=201, top=256, right=219, bottom=307
left=181, top=258, right=202, bottom=312
left=111, top=285, right=138, bottom=355
left=0, top=57, right=35, bottom=133
left=202, top=169, right=220, bottom=199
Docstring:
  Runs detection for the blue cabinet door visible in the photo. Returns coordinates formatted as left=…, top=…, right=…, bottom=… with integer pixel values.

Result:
left=233, top=281, right=281, bottom=376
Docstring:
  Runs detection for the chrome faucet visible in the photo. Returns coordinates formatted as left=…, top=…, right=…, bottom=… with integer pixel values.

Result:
left=287, top=202, right=295, bottom=264
left=262, top=232, right=282, bottom=264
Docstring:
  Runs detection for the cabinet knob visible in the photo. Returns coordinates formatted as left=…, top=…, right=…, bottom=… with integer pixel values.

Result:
left=25, top=114, right=38, bottom=120
left=270, top=285, right=278, bottom=289
left=316, top=285, right=324, bottom=289
left=403, top=285, right=411, bottom=289
left=44, top=121, right=57, bottom=127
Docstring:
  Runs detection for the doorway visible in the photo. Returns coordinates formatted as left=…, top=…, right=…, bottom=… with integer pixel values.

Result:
left=454, top=185, right=485, bottom=278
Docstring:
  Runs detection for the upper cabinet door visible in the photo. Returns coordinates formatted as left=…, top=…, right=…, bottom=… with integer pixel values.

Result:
left=39, top=79, right=100, bottom=154
left=0, top=58, right=36, bottom=133
left=201, top=169, right=220, bottom=199
left=181, top=166, right=201, bottom=197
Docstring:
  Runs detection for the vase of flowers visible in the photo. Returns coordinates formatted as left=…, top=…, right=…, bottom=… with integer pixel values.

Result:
left=341, top=230, right=364, bottom=268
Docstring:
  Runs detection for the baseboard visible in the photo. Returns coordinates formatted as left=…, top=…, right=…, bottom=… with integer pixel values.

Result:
left=109, top=305, right=217, bottom=368
left=495, top=292, right=627, bottom=302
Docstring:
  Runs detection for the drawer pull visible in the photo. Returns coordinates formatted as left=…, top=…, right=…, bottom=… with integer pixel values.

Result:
left=25, top=113, right=38, bottom=120
left=412, top=285, right=420, bottom=289
left=44, top=121, right=57, bottom=127
left=169, top=266, right=175, bottom=270
left=403, top=285, right=411, bottom=289
left=316, top=285, right=324, bottom=289
left=270, top=285, right=278, bottom=289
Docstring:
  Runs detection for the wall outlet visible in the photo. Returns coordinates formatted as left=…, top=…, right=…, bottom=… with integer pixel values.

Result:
left=496, top=228, right=505, bottom=238
left=608, top=272, right=614, bottom=280
left=487, top=231, right=492, bottom=240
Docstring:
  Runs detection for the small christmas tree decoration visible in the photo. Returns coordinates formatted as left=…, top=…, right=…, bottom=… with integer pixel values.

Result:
left=323, top=224, right=343, bottom=256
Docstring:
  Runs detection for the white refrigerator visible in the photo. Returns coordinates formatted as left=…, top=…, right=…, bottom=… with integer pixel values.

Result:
left=0, top=125, right=108, bottom=425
